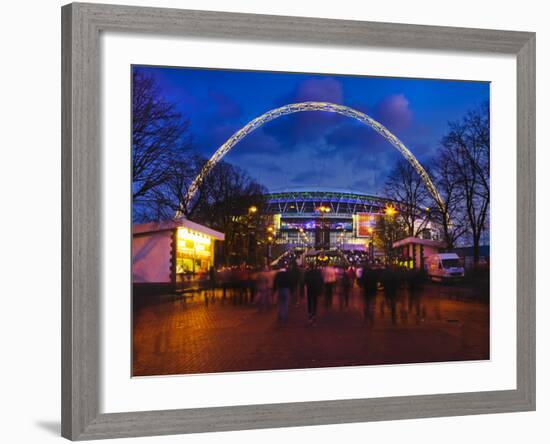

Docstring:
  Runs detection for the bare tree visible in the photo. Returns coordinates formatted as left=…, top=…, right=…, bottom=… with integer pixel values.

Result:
left=194, top=161, right=266, bottom=226
left=431, top=151, right=468, bottom=249
left=191, top=161, right=267, bottom=265
left=135, top=154, right=210, bottom=222
left=132, top=69, right=192, bottom=202
left=384, top=159, right=431, bottom=238
left=437, top=103, right=490, bottom=263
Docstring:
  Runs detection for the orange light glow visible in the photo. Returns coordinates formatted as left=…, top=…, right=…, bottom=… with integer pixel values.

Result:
left=177, top=227, right=212, bottom=245
left=384, top=205, right=397, bottom=217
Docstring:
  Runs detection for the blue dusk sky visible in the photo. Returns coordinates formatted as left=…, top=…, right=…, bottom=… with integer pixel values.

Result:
left=134, top=65, right=489, bottom=195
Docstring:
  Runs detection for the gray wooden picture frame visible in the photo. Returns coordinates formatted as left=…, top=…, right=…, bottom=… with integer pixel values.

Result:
left=61, top=2, right=536, bottom=440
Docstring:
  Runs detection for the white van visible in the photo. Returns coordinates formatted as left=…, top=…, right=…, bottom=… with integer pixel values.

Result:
left=425, top=253, right=465, bottom=282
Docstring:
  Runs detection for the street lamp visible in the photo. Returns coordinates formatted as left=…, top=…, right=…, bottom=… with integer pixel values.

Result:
left=383, top=204, right=399, bottom=266
left=316, top=205, right=331, bottom=249
left=367, top=227, right=374, bottom=261
left=265, top=234, right=273, bottom=265
left=384, top=204, right=397, bottom=217
left=245, top=206, right=259, bottom=265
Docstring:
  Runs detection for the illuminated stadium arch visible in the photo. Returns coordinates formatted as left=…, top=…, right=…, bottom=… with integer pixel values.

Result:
left=184, top=101, right=444, bottom=210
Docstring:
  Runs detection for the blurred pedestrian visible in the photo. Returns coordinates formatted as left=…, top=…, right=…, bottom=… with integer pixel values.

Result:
left=359, top=263, right=378, bottom=326
left=407, top=268, right=425, bottom=323
left=256, top=266, right=272, bottom=312
left=235, top=265, right=249, bottom=305
left=208, top=265, right=217, bottom=300
left=355, top=265, right=363, bottom=281
left=273, top=268, right=291, bottom=323
left=382, top=267, right=399, bottom=324
left=304, top=264, right=323, bottom=325
left=298, top=266, right=306, bottom=305
left=340, top=266, right=354, bottom=309
left=322, top=265, right=337, bottom=308
left=287, top=261, right=300, bottom=306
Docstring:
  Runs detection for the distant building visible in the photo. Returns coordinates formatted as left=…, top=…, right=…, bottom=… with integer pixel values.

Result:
left=132, top=218, right=224, bottom=295
left=392, top=237, right=446, bottom=270
left=263, top=187, right=440, bottom=252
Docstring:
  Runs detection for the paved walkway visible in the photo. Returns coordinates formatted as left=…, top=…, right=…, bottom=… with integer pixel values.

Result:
left=132, top=283, right=489, bottom=376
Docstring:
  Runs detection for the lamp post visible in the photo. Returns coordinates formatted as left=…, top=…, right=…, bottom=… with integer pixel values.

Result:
left=266, top=235, right=273, bottom=265
left=246, top=205, right=259, bottom=265
left=383, top=204, right=398, bottom=265
left=367, top=227, right=374, bottom=262
left=384, top=204, right=397, bottom=217
left=316, top=205, right=331, bottom=249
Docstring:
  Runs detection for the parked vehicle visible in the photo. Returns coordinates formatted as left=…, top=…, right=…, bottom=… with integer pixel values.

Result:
left=425, top=253, right=465, bottom=282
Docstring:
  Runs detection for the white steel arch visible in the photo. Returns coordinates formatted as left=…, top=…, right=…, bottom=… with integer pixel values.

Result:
left=184, top=101, right=443, bottom=210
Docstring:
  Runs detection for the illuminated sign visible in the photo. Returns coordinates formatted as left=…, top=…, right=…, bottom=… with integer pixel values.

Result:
left=356, top=213, right=376, bottom=237
left=176, top=227, right=212, bottom=258
left=273, top=214, right=281, bottom=231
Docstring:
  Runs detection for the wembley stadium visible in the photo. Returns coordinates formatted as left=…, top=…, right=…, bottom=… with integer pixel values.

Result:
left=264, top=187, right=394, bottom=252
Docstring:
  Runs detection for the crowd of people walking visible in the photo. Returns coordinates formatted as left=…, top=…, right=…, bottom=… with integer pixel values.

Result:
left=198, top=260, right=427, bottom=327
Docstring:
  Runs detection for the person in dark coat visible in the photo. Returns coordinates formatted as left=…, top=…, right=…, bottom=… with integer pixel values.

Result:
left=273, top=268, right=292, bottom=323
left=208, top=265, right=217, bottom=300
left=359, top=264, right=378, bottom=326
left=407, top=268, right=425, bottom=324
left=304, top=265, right=323, bottom=325
left=340, top=266, right=354, bottom=309
left=381, top=267, right=399, bottom=325
left=287, top=261, right=300, bottom=306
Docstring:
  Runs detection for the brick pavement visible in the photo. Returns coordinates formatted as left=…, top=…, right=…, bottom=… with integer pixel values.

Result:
left=132, top=283, right=489, bottom=376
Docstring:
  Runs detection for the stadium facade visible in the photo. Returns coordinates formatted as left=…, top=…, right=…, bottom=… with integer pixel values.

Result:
left=264, top=187, right=440, bottom=252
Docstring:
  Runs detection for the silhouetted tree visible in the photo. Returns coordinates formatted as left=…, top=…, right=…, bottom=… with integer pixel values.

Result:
left=437, top=103, right=490, bottom=263
left=136, top=154, right=210, bottom=222
left=192, top=161, right=267, bottom=264
left=384, top=159, right=431, bottom=238
left=132, top=69, right=192, bottom=203
left=431, top=150, right=468, bottom=249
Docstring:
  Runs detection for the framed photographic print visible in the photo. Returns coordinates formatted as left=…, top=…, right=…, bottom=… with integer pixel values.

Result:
left=61, top=2, right=536, bottom=440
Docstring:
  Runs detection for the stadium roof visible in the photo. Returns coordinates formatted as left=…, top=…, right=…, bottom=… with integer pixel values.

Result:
left=267, top=186, right=384, bottom=198
left=264, top=188, right=392, bottom=216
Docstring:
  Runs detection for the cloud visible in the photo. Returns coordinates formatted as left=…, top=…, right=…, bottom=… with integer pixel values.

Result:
left=254, top=162, right=284, bottom=174
left=260, top=77, right=347, bottom=146
left=195, top=89, right=424, bottom=193
left=409, top=142, right=432, bottom=157
left=324, top=120, right=383, bottom=152
left=228, top=127, right=282, bottom=157
left=291, top=77, right=344, bottom=104
left=207, top=90, right=242, bottom=120
left=374, top=94, right=413, bottom=131
left=198, top=78, right=346, bottom=157
left=290, top=169, right=335, bottom=185
left=351, top=176, right=377, bottom=192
